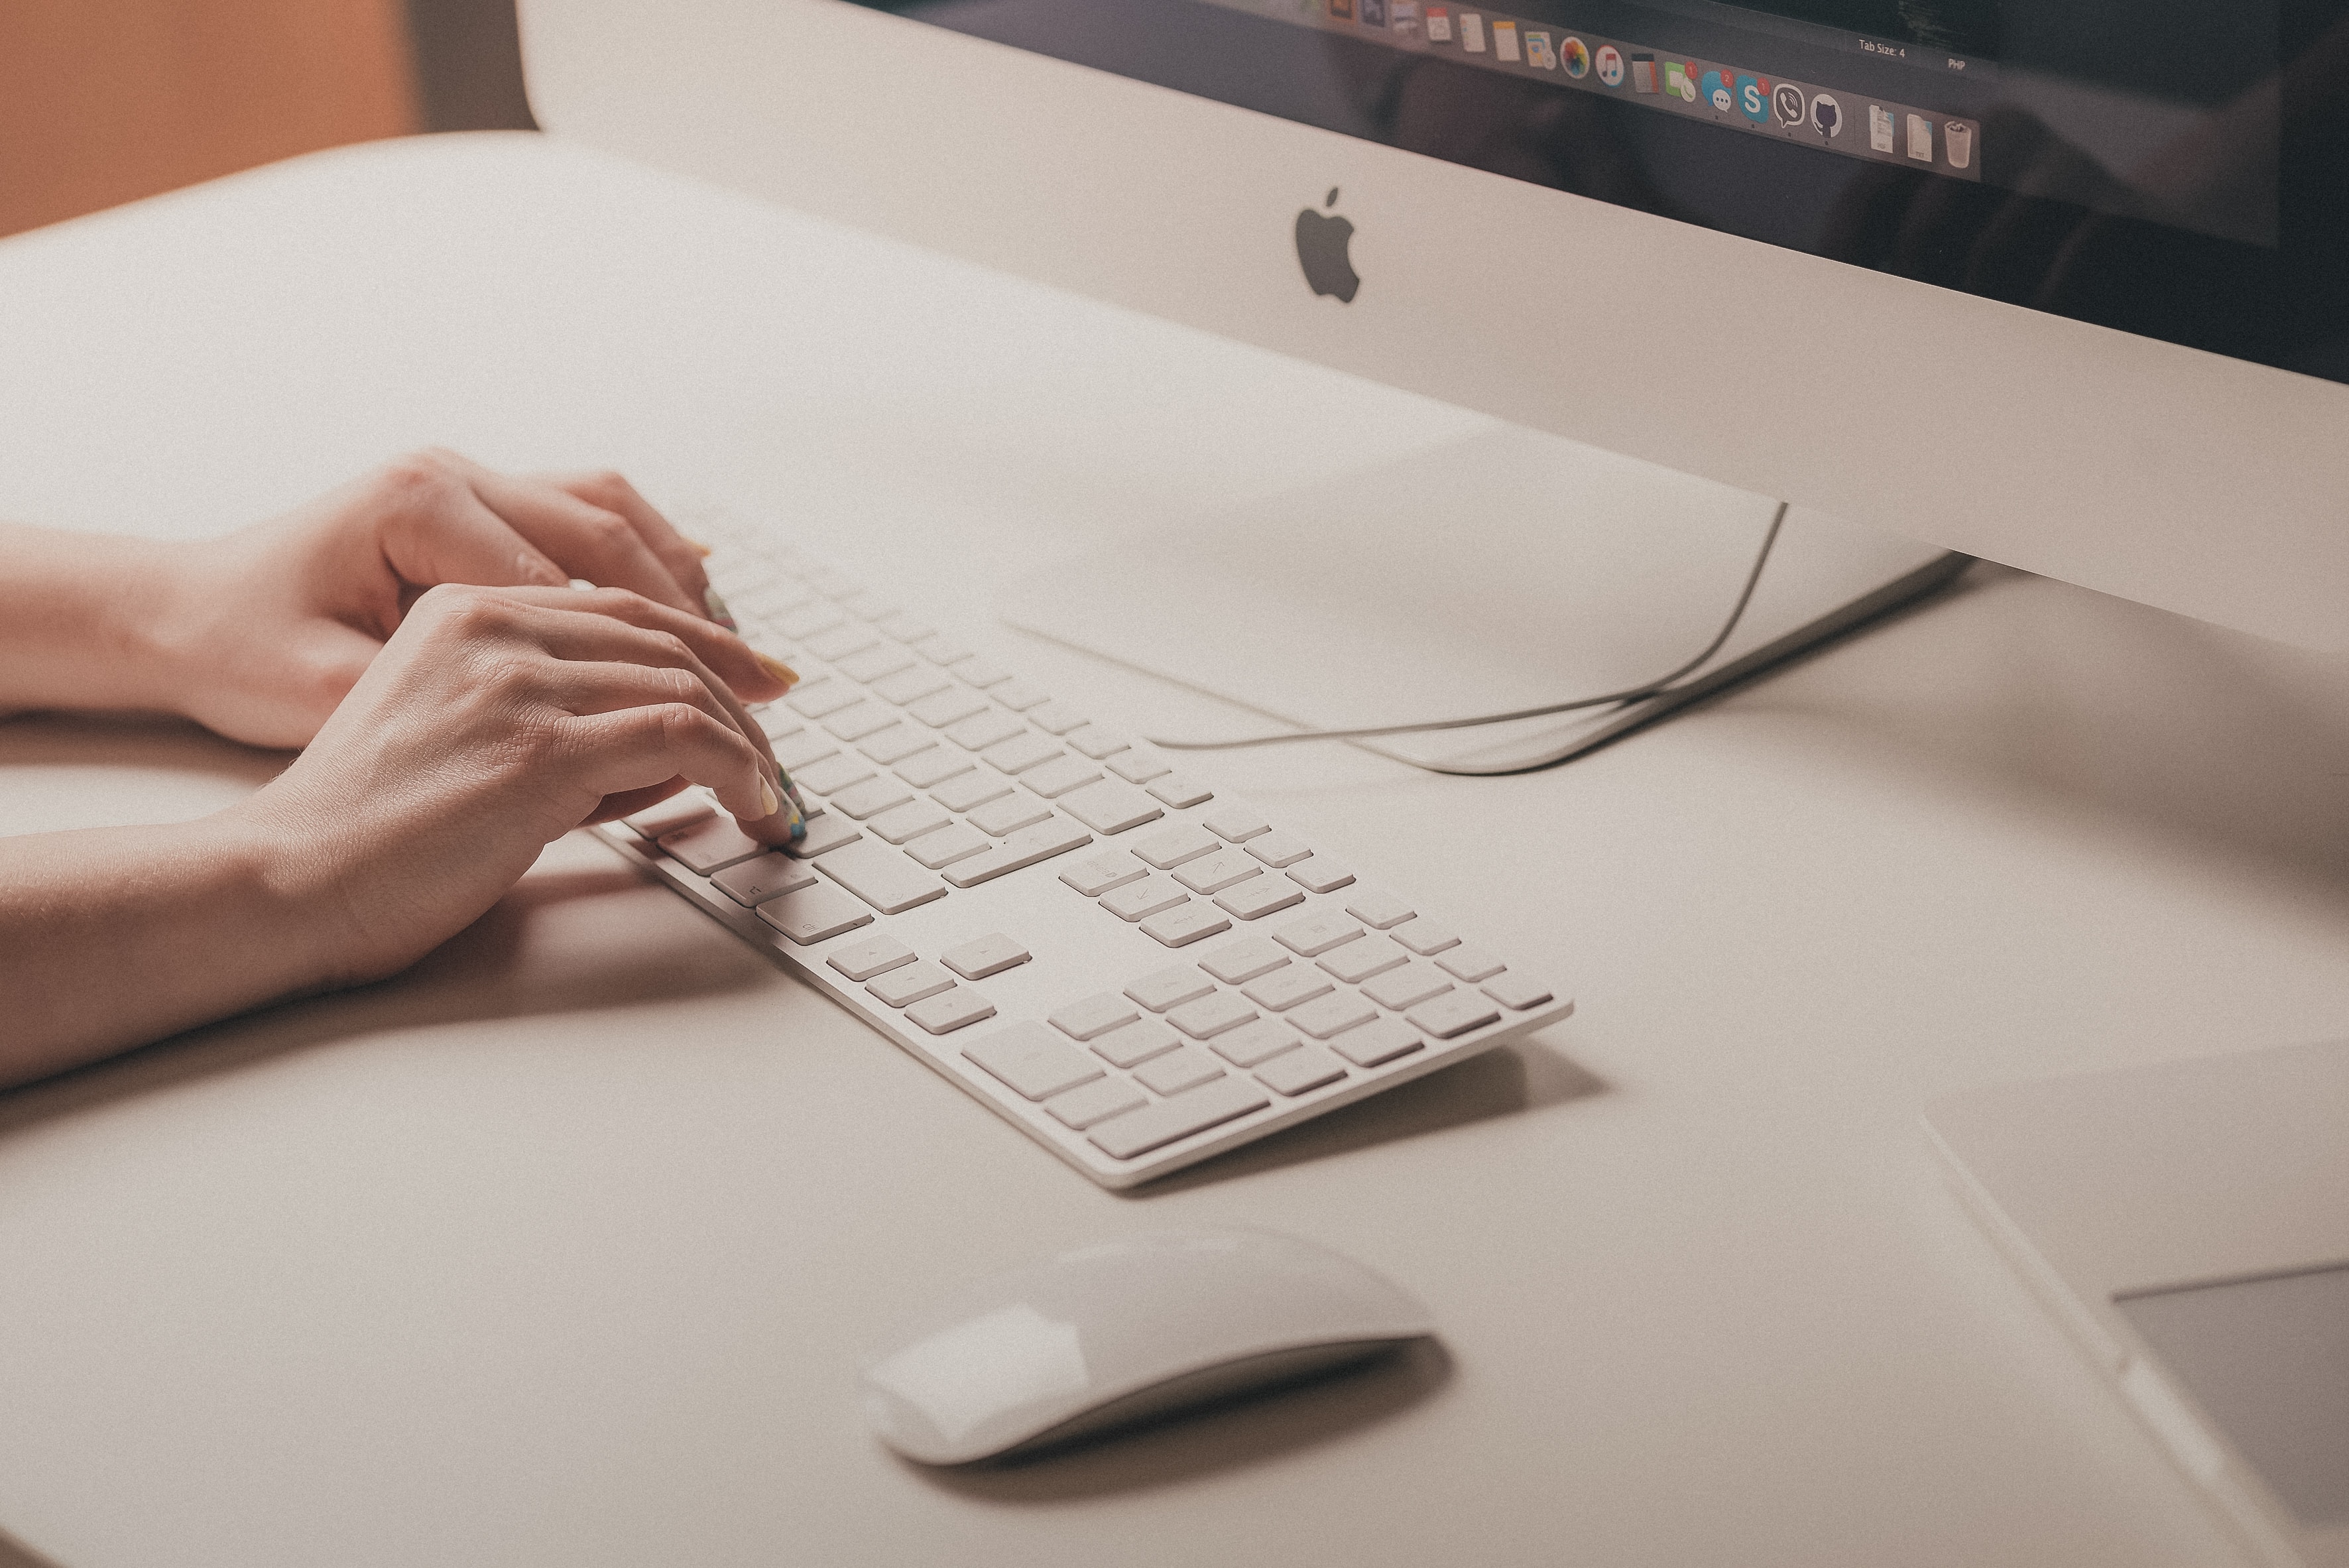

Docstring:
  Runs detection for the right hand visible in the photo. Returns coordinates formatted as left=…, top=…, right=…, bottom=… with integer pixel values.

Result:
left=227, top=582, right=802, bottom=989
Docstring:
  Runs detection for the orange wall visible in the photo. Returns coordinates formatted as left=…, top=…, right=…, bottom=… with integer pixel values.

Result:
left=0, top=1, right=419, bottom=239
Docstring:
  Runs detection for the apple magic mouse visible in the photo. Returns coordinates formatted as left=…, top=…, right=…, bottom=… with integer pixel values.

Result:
left=861, top=1226, right=1435, bottom=1465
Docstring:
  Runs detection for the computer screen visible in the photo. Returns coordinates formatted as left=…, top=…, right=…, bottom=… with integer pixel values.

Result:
left=853, top=0, right=2348, bottom=385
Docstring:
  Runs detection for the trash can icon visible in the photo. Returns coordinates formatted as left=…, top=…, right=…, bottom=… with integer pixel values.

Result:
left=1945, top=121, right=1973, bottom=169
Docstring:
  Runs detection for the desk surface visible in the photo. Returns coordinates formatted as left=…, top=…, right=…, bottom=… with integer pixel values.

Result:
left=5, top=132, right=2346, bottom=1568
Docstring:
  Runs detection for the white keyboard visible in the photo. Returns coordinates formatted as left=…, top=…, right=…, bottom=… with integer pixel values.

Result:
left=593, top=514, right=1574, bottom=1187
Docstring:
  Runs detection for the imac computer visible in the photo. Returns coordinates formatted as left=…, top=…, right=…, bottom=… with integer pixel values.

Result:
left=516, top=0, right=2349, bottom=770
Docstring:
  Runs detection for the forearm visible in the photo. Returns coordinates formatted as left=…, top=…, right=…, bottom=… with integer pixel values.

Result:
left=0, top=523, right=188, bottom=717
left=0, top=812, right=341, bottom=1087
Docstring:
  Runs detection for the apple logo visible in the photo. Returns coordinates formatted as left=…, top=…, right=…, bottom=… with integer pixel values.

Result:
left=1294, top=187, right=1360, bottom=303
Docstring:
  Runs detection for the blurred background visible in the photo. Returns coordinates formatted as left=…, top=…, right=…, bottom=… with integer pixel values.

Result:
left=0, top=0, right=534, bottom=239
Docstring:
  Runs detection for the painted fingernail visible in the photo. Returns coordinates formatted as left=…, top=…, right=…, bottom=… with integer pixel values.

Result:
left=703, top=586, right=737, bottom=629
left=683, top=536, right=715, bottom=558
left=784, top=776, right=808, bottom=815
left=759, top=777, right=781, bottom=818
left=754, top=651, right=800, bottom=688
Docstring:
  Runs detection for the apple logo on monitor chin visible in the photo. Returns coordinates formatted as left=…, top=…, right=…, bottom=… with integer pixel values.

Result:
left=1295, top=188, right=1360, bottom=303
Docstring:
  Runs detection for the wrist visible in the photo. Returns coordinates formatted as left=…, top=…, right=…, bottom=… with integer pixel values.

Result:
left=198, top=797, right=371, bottom=999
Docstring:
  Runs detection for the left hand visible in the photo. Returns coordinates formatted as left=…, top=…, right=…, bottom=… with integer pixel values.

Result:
left=141, top=449, right=777, bottom=749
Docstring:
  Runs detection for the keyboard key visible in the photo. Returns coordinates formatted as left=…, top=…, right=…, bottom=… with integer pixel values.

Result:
left=931, top=770, right=1012, bottom=813
left=909, top=688, right=989, bottom=728
left=711, top=853, right=819, bottom=907
left=1406, top=991, right=1501, bottom=1038
left=1065, top=725, right=1132, bottom=760
left=1258, top=1045, right=1348, bottom=1097
left=827, top=934, right=916, bottom=981
left=785, top=813, right=863, bottom=859
left=1286, top=857, right=1357, bottom=894
left=626, top=792, right=714, bottom=839
left=772, top=731, right=843, bottom=772
left=1044, top=1077, right=1148, bottom=1131
left=1108, top=746, right=1172, bottom=784
left=873, top=962, right=953, bottom=1009
left=794, top=754, right=876, bottom=796
left=1363, top=964, right=1453, bottom=1011
left=1059, top=849, right=1148, bottom=897
left=1275, top=912, right=1364, bottom=957
left=1134, top=822, right=1221, bottom=870
left=824, top=702, right=900, bottom=742
left=1392, top=920, right=1462, bottom=957
left=805, top=622, right=880, bottom=662
left=807, top=570, right=860, bottom=600
left=1317, top=936, right=1408, bottom=985
left=831, top=776, right=915, bottom=820
left=858, top=724, right=934, bottom=766
left=1028, top=701, right=1087, bottom=735
left=1091, top=1018, right=1181, bottom=1067
left=941, top=817, right=1092, bottom=886
left=1168, top=991, right=1257, bottom=1040
left=1126, top=965, right=1215, bottom=1012
left=1050, top=993, right=1140, bottom=1041
left=837, top=642, right=915, bottom=683
left=1101, top=877, right=1186, bottom=922
left=1211, top=1017, right=1304, bottom=1068
left=876, top=613, right=935, bottom=644
left=1203, top=806, right=1270, bottom=842
left=1200, top=937, right=1288, bottom=985
left=906, top=987, right=997, bottom=1036
left=965, top=1022, right=1104, bottom=1101
left=1329, top=1016, right=1425, bottom=1067
left=969, top=794, right=1052, bottom=837
left=1089, top=1077, right=1268, bottom=1160
left=788, top=678, right=863, bottom=719
left=1344, top=888, right=1416, bottom=930
left=1291, top=991, right=1378, bottom=1040
left=945, top=711, right=1026, bottom=751
left=870, top=800, right=952, bottom=844
left=659, top=817, right=767, bottom=874
left=1056, top=780, right=1163, bottom=839
left=755, top=706, right=806, bottom=741
left=756, top=883, right=873, bottom=944
left=844, top=590, right=898, bottom=621
left=817, top=841, right=948, bottom=915
left=894, top=747, right=973, bottom=790
left=778, top=602, right=847, bottom=640
left=1437, top=947, right=1507, bottom=983
left=949, top=655, right=1011, bottom=688
left=989, top=680, right=1050, bottom=712
left=1216, top=878, right=1304, bottom=922
left=1148, top=775, right=1214, bottom=808
left=1021, top=756, right=1105, bottom=801
left=912, top=634, right=973, bottom=665
left=873, top=665, right=951, bottom=706
left=942, top=933, right=1030, bottom=980
left=1173, top=849, right=1261, bottom=895
left=1244, top=965, right=1334, bottom=1012
left=1136, top=1046, right=1226, bottom=1097
left=1484, top=974, right=1556, bottom=1010
left=904, top=823, right=991, bottom=869
left=1143, top=904, right=1231, bottom=948
left=980, top=734, right=1061, bottom=778
left=1245, top=832, right=1312, bottom=868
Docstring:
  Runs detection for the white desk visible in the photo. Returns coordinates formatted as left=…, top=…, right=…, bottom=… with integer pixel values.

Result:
left=5, top=133, right=2346, bottom=1568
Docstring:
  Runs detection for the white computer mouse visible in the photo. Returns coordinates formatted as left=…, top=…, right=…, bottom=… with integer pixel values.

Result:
left=860, top=1226, right=1436, bottom=1465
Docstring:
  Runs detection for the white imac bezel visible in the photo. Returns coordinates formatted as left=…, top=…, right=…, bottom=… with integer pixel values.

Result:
left=517, top=0, right=2349, bottom=651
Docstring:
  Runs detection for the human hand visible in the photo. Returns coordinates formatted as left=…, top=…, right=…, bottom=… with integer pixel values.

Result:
left=142, top=450, right=784, bottom=749
left=227, top=582, right=802, bottom=989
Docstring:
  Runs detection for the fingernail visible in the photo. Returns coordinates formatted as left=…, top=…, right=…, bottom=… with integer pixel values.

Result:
left=754, top=651, right=800, bottom=688
left=760, top=777, right=781, bottom=818
left=704, top=586, right=737, bottom=629
left=684, top=536, right=715, bottom=558
left=784, top=776, right=808, bottom=815
left=520, top=552, right=565, bottom=587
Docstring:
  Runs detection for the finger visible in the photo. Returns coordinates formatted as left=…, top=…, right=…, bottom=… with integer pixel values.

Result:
left=495, top=585, right=794, bottom=703
left=562, top=705, right=795, bottom=841
left=535, top=469, right=717, bottom=622
left=428, top=453, right=704, bottom=618
left=370, top=457, right=571, bottom=595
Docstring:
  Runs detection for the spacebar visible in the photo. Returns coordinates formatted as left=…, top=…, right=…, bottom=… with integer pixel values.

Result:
left=1087, top=1076, right=1269, bottom=1160
left=943, top=817, right=1093, bottom=888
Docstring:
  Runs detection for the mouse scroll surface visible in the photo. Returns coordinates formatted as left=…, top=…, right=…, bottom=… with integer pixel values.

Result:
left=862, top=1228, right=1436, bottom=1465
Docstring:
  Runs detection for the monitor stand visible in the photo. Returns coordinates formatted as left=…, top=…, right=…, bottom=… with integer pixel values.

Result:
left=996, top=424, right=1971, bottom=773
